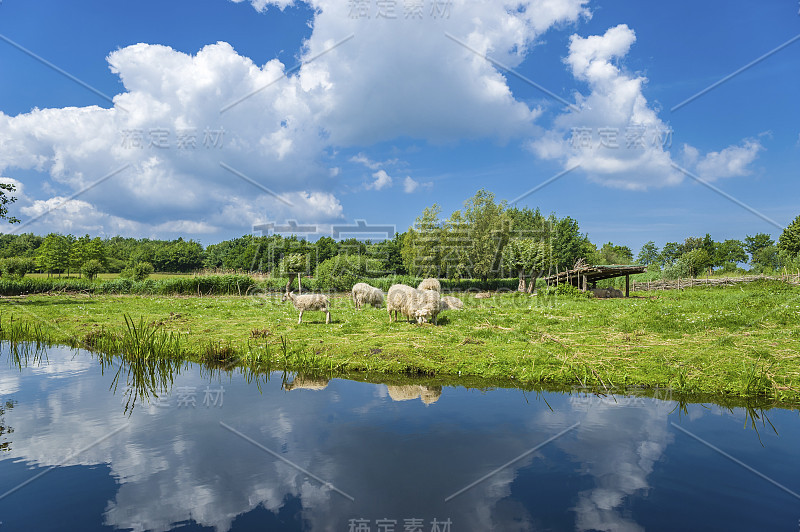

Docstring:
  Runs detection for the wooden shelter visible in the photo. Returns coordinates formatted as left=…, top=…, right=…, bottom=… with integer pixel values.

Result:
left=543, top=264, right=647, bottom=297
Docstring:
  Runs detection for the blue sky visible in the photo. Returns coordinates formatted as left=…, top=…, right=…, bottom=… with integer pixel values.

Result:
left=0, top=0, right=797, bottom=255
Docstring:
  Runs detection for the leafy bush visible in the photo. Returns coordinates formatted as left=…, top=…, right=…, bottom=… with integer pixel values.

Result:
left=81, top=259, right=104, bottom=280
left=538, top=283, right=591, bottom=298
left=121, top=262, right=154, bottom=281
left=663, top=256, right=693, bottom=280
left=313, top=255, right=384, bottom=291
left=0, top=256, right=35, bottom=278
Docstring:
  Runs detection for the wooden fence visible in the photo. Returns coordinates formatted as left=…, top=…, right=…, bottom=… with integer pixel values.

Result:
left=630, top=272, right=800, bottom=292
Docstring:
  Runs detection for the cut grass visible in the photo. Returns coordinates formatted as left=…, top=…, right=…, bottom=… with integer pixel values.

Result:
left=1, top=280, right=799, bottom=406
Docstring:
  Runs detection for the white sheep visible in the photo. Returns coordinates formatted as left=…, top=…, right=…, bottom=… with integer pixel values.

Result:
left=281, top=291, right=331, bottom=324
left=387, top=284, right=441, bottom=324
left=387, top=284, right=415, bottom=323
left=439, top=295, right=464, bottom=310
left=417, top=278, right=441, bottom=293
left=351, top=282, right=384, bottom=309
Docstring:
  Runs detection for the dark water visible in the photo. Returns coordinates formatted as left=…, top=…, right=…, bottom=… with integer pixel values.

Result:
left=0, top=345, right=799, bottom=531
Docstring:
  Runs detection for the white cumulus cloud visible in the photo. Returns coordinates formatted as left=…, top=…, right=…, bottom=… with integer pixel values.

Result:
left=532, top=24, right=762, bottom=191
left=367, top=169, right=393, bottom=190
left=694, top=139, right=763, bottom=181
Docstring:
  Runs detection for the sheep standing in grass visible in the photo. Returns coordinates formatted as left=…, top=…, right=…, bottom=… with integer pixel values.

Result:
left=418, top=278, right=441, bottom=293
left=281, top=291, right=331, bottom=324
left=439, top=295, right=464, bottom=310
left=387, top=284, right=441, bottom=324
left=351, top=282, right=384, bottom=309
left=387, top=284, right=415, bottom=323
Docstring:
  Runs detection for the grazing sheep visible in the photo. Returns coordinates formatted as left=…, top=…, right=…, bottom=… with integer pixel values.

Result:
left=414, top=289, right=441, bottom=324
left=439, top=295, right=464, bottom=310
left=351, top=282, right=384, bottom=309
left=417, top=278, right=441, bottom=293
left=387, top=284, right=441, bottom=324
left=281, top=291, right=331, bottom=324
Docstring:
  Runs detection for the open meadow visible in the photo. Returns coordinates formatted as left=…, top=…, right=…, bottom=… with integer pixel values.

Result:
left=1, top=280, right=798, bottom=406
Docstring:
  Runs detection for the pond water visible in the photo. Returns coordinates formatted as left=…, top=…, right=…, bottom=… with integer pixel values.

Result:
left=0, top=344, right=799, bottom=532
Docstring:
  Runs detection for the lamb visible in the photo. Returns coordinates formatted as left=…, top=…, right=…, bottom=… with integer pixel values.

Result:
left=351, top=282, right=384, bottom=309
left=281, top=291, right=331, bottom=324
left=387, top=284, right=441, bottom=324
left=417, top=278, right=441, bottom=293
left=439, top=295, right=464, bottom=310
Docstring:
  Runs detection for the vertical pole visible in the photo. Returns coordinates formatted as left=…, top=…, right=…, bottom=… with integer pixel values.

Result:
left=625, top=274, right=630, bottom=297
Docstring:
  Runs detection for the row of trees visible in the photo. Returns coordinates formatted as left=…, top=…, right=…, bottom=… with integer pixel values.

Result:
left=1, top=187, right=799, bottom=280
left=635, top=224, right=800, bottom=277
left=401, top=190, right=592, bottom=282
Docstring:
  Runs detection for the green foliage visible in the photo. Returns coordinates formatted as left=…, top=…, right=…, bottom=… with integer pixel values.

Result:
left=662, top=256, right=693, bottom=280
left=637, top=241, right=659, bottom=266
left=550, top=216, right=593, bottom=270
left=0, top=233, right=42, bottom=259
left=594, top=242, right=634, bottom=265
left=458, top=189, right=511, bottom=280
left=682, top=249, right=712, bottom=276
left=502, top=238, right=546, bottom=281
left=36, top=233, right=71, bottom=275
left=538, top=282, right=591, bottom=298
left=402, top=204, right=443, bottom=277
left=750, top=245, right=780, bottom=273
left=714, top=239, right=747, bottom=267
left=0, top=181, right=20, bottom=224
left=744, top=233, right=774, bottom=263
left=778, top=214, right=800, bottom=256
left=1, top=256, right=35, bottom=278
left=314, top=255, right=384, bottom=291
left=121, top=262, right=154, bottom=281
left=81, top=259, right=104, bottom=280
left=279, top=253, right=310, bottom=275
left=659, top=241, right=683, bottom=266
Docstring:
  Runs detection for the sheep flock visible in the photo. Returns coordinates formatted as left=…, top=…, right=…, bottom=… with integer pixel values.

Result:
left=282, top=278, right=463, bottom=325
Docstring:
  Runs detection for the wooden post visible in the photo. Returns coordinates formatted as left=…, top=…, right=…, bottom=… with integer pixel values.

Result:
left=582, top=275, right=587, bottom=291
left=625, top=274, right=630, bottom=297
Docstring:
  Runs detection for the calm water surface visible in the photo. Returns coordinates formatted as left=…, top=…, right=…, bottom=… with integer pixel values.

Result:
left=0, top=344, right=799, bottom=531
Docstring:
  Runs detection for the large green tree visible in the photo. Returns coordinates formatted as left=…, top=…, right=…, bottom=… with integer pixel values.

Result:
left=595, top=242, right=634, bottom=265
left=637, top=241, right=660, bottom=266
left=778, top=215, right=800, bottom=256
left=36, top=234, right=70, bottom=276
left=402, top=204, right=443, bottom=277
left=503, top=238, right=546, bottom=291
left=458, top=189, right=511, bottom=281
left=744, top=233, right=774, bottom=263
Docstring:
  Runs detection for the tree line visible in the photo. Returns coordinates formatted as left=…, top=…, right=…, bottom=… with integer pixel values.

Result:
left=1, top=189, right=799, bottom=281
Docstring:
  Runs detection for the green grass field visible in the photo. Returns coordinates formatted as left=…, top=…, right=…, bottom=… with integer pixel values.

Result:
left=1, top=280, right=799, bottom=405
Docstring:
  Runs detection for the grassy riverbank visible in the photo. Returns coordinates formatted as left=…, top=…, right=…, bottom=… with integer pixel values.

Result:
left=1, top=280, right=799, bottom=405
